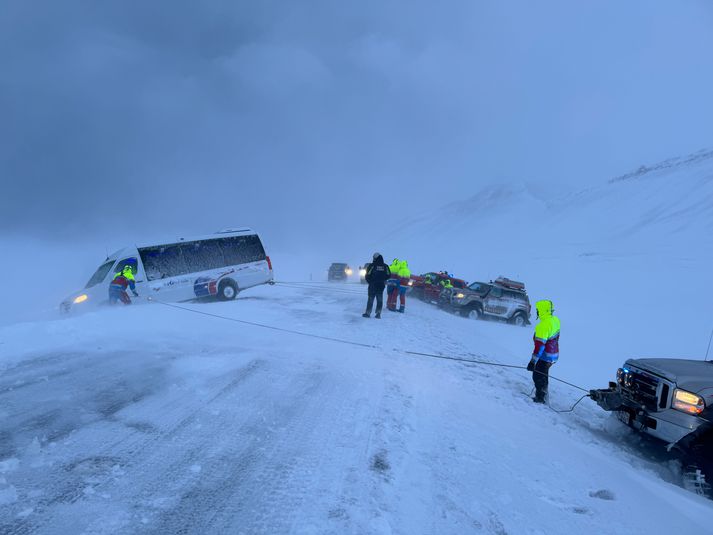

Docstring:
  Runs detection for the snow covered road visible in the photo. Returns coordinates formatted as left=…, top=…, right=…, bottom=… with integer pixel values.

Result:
left=1, top=283, right=711, bottom=534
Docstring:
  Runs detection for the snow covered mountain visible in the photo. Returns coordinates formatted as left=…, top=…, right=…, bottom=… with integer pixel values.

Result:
left=384, top=147, right=713, bottom=263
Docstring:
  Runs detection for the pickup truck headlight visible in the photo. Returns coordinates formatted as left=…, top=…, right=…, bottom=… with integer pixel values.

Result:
left=672, top=389, right=705, bottom=415
left=359, top=269, right=367, bottom=277
left=408, top=280, right=413, bottom=286
left=73, top=294, right=88, bottom=304
left=345, top=268, right=353, bottom=276
left=454, top=292, right=465, bottom=299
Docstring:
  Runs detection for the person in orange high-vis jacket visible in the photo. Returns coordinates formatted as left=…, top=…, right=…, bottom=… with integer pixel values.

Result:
left=527, top=300, right=560, bottom=403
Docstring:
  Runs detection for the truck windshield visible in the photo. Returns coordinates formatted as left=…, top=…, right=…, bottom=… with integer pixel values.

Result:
left=85, top=260, right=115, bottom=289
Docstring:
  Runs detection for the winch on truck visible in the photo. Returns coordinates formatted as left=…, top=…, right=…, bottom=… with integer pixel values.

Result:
left=590, top=357, right=713, bottom=497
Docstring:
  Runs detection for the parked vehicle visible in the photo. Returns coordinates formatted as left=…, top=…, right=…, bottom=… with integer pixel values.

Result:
left=410, top=272, right=468, bottom=303
left=448, top=277, right=531, bottom=326
left=359, top=265, right=368, bottom=284
left=60, top=228, right=273, bottom=312
left=591, top=358, right=713, bottom=498
left=328, top=263, right=352, bottom=281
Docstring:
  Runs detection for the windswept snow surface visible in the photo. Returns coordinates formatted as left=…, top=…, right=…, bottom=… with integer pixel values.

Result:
left=1, top=283, right=712, bottom=534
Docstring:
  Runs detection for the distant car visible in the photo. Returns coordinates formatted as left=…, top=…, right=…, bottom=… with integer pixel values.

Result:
left=448, top=277, right=531, bottom=326
left=328, top=263, right=352, bottom=281
left=359, top=264, right=368, bottom=284
left=410, top=272, right=468, bottom=303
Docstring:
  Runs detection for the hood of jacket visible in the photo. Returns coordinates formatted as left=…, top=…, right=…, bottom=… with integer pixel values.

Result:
left=535, top=300, right=554, bottom=319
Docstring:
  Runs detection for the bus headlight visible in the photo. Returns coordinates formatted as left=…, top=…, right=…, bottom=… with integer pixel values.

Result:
left=73, top=294, right=89, bottom=304
left=672, top=389, right=705, bottom=415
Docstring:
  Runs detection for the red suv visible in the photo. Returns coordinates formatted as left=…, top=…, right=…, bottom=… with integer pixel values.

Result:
left=410, top=272, right=468, bottom=304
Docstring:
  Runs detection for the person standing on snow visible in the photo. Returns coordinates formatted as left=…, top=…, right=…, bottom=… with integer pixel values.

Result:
left=527, top=300, right=560, bottom=403
left=386, top=258, right=401, bottom=311
left=109, top=264, right=139, bottom=305
left=362, top=253, right=390, bottom=318
left=395, top=259, right=411, bottom=313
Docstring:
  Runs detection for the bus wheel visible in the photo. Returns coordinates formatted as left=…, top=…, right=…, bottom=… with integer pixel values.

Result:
left=218, top=279, right=239, bottom=301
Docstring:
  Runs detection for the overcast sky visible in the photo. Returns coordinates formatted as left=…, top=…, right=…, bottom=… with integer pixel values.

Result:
left=2, top=0, right=712, bottom=251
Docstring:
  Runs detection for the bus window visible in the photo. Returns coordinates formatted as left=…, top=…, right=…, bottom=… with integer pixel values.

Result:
left=181, top=240, right=226, bottom=273
left=221, top=235, right=266, bottom=265
left=85, top=260, right=115, bottom=288
left=140, top=245, right=187, bottom=281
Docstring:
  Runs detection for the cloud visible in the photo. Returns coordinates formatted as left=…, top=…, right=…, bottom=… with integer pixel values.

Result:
left=1, top=1, right=712, bottom=253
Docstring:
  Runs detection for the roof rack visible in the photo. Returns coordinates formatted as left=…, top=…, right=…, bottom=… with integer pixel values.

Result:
left=493, top=276, right=526, bottom=291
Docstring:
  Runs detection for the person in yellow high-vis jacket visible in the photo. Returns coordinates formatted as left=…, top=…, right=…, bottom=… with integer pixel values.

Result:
left=395, top=260, right=411, bottom=313
left=527, top=300, right=560, bottom=403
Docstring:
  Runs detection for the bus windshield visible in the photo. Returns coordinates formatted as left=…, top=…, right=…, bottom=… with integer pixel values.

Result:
left=85, top=260, right=115, bottom=289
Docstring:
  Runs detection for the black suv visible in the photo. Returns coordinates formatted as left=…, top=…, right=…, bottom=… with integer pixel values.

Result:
left=328, top=263, right=352, bottom=281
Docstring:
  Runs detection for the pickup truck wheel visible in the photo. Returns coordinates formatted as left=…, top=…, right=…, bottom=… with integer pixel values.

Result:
left=510, top=312, right=527, bottom=327
left=467, top=306, right=482, bottom=320
left=217, top=279, right=239, bottom=301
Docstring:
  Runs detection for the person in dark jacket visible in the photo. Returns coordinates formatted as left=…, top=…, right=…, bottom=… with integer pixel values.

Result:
left=363, top=253, right=390, bottom=318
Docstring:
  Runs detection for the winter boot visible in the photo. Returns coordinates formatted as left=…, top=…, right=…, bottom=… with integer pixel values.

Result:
left=362, top=313, right=370, bottom=318
left=398, top=306, right=405, bottom=313
left=375, top=313, right=381, bottom=319
left=533, top=390, right=547, bottom=404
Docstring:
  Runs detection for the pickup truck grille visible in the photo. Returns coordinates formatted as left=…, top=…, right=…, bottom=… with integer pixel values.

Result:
left=621, top=370, right=660, bottom=411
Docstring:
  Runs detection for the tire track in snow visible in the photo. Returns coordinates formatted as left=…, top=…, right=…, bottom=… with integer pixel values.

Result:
left=2, top=355, right=264, bottom=534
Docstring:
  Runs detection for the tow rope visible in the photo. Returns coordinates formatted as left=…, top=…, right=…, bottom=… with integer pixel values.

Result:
left=147, top=296, right=592, bottom=414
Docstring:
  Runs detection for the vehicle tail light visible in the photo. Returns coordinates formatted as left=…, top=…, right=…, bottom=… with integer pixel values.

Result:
left=266, top=256, right=273, bottom=270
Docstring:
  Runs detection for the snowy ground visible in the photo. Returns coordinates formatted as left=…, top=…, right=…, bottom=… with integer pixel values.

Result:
left=1, top=282, right=711, bottom=534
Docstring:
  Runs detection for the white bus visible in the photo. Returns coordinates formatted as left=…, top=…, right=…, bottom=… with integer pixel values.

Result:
left=61, top=228, right=274, bottom=313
